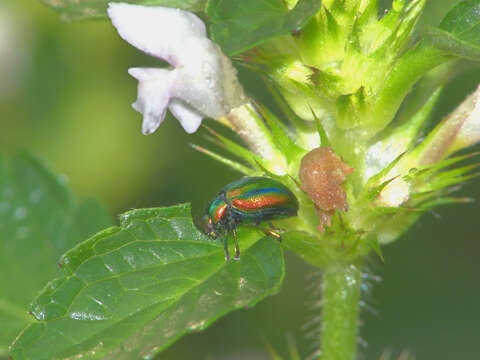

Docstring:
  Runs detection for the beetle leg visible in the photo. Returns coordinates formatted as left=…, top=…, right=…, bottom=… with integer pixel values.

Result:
left=265, top=228, right=282, bottom=242
left=225, top=210, right=240, bottom=260
left=223, top=233, right=230, bottom=261
left=268, top=222, right=283, bottom=242
left=232, top=226, right=240, bottom=260
left=255, top=224, right=282, bottom=242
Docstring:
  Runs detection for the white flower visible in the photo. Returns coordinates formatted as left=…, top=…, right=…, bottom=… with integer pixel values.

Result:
left=107, top=3, right=246, bottom=134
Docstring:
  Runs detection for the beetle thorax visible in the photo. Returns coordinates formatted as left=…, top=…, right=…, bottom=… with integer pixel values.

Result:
left=207, top=194, right=229, bottom=225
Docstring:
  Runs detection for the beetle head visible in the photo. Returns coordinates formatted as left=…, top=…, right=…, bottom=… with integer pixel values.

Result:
left=204, top=215, right=219, bottom=239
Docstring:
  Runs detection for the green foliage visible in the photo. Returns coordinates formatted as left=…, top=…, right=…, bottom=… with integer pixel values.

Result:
left=10, top=204, right=284, bottom=359
left=206, top=0, right=322, bottom=55
left=40, top=0, right=206, bottom=21
left=440, top=0, right=480, bottom=46
left=426, top=0, right=480, bottom=60
left=0, top=153, right=111, bottom=357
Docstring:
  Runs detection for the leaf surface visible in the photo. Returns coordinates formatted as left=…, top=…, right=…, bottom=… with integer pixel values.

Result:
left=207, top=0, right=321, bottom=55
left=10, top=204, right=284, bottom=359
left=425, top=0, right=480, bottom=60
left=0, top=154, right=111, bottom=357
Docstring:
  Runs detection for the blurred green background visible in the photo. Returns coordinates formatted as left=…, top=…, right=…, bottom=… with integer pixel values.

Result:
left=1, top=0, right=479, bottom=359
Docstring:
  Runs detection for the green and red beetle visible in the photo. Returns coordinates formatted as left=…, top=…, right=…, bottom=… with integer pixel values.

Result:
left=204, top=176, right=299, bottom=260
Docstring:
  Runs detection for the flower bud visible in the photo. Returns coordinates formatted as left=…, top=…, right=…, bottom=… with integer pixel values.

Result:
left=419, top=85, right=480, bottom=165
left=375, top=177, right=410, bottom=208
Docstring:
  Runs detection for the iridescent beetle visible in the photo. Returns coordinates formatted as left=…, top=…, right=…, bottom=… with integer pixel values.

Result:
left=204, top=176, right=299, bottom=260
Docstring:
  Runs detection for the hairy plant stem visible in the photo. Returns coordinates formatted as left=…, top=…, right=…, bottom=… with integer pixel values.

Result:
left=320, top=260, right=363, bottom=360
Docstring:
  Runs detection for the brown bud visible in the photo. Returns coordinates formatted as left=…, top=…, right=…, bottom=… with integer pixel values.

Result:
left=299, top=147, right=354, bottom=232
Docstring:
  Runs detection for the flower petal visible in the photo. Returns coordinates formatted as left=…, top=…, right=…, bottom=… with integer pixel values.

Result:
left=171, top=42, right=225, bottom=119
left=171, top=43, right=246, bottom=120
left=128, top=67, right=176, bottom=135
left=107, top=3, right=206, bottom=66
left=168, top=99, right=203, bottom=134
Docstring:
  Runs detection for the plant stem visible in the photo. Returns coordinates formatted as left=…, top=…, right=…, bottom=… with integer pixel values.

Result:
left=320, top=261, right=363, bottom=360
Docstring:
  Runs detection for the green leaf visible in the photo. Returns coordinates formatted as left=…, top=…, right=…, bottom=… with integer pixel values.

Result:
left=424, top=0, right=480, bottom=60
left=207, top=0, right=322, bottom=55
left=0, top=153, right=111, bottom=357
left=440, top=0, right=480, bottom=45
left=40, top=0, right=207, bottom=21
left=425, top=27, right=480, bottom=60
left=11, top=204, right=284, bottom=359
